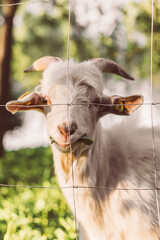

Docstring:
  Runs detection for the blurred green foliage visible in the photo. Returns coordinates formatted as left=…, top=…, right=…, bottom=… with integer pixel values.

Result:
left=0, top=148, right=76, bottom=240
left=11, top=0, right=124, bottom=94
left=123, top=0, right=160, bottom=84
left=10, top=0, right=160, bottom=97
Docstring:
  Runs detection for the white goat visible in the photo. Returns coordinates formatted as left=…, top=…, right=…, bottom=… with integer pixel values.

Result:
left=6, top=57, right=160, bottom=240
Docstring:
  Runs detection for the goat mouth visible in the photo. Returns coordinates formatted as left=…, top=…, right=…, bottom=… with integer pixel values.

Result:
left=54, top=142, right=72, bottom=153
left=49, top=135, right=94, bottom=154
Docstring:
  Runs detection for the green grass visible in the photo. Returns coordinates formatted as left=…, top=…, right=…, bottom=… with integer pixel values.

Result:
left=0, top=148, right=76, bottom=240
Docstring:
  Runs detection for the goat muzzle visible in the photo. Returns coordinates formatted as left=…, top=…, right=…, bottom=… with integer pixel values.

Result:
left=58, top=121, right=77, bottom=138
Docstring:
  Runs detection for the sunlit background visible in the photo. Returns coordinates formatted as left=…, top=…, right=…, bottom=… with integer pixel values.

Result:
left=2, top=0, right=160, bottom=151
left=0, top=0, right=160, bottom=239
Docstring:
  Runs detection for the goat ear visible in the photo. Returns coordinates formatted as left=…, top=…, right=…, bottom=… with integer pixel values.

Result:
left=6, top=92, right=47, bottom=114
left=98, top=95, right=144, bottom=117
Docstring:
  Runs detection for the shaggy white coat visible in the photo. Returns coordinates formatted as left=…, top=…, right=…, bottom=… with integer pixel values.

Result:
left=39, top=61, right=160, bottom=240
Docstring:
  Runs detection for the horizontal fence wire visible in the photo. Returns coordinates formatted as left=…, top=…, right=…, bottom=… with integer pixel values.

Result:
left=0, top=183, right=160, bottom=191
left=1, top=102, right=160, bottom=107
left=0, top=0, right=50, bottom=7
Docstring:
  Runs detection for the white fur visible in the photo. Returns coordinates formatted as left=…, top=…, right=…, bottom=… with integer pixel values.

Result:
left=40, top=60, right=160, bottom=239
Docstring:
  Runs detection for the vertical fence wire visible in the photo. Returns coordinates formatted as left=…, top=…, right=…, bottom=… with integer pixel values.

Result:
left=150, top=0, right=160, bottom=227
left=66, top=0, right=79, bottom=239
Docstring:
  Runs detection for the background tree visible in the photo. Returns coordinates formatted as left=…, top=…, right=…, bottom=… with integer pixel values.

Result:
left=0, top=0, right=20, bottom=156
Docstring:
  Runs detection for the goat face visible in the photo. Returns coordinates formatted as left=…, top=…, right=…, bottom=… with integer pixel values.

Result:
left=44, top=85, right=100, bottom=153
left=6, top=56, right=144, bottom=154
left=39, top=61, right=104, bottom=153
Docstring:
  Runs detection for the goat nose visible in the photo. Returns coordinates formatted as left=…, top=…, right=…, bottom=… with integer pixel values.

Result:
left=58, top=122, right=77, bottom=136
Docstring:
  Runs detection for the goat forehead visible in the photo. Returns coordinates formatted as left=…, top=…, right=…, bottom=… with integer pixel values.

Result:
left=41, top=61, right=103, bottom=96
left=46, top=84, right=100, bottom=104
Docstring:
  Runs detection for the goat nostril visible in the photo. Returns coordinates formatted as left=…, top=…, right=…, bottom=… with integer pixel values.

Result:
left=58, top=122, right=77, bottom=137
left=70, top=122, right=77, bottom=135
left=58, top=125, right=68, bottom=136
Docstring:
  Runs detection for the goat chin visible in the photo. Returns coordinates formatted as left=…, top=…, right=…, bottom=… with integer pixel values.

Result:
left=53, top=141, right=91, bottom=154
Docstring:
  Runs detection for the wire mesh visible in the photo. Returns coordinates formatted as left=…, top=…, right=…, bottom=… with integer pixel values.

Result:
left=1, top=183, right=160, bottom=191
left=0, top=0, right=50, bottom=7
left=0, top=0, right=159, bottom=238
left=2, top=102, right=160, bottom=108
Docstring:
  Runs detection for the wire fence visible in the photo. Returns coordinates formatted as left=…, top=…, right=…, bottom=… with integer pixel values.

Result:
left=1, top=183, right=160, bottom=191
left=2, top=102, right=160, bottom=108
left=0, top=0, right=50, bottom=7
left=0, top=0, right=159, bottom=239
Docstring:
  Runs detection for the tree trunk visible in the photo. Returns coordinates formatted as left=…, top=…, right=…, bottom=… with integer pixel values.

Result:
left=0, top=0, right=20, bottom=156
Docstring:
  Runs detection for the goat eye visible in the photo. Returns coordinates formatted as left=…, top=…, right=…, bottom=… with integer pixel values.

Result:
left=92, top=97, right=101, bottom=104
left=42, top=97, right=48, bottom=103
left=42, top=96, right=51, bottom=105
